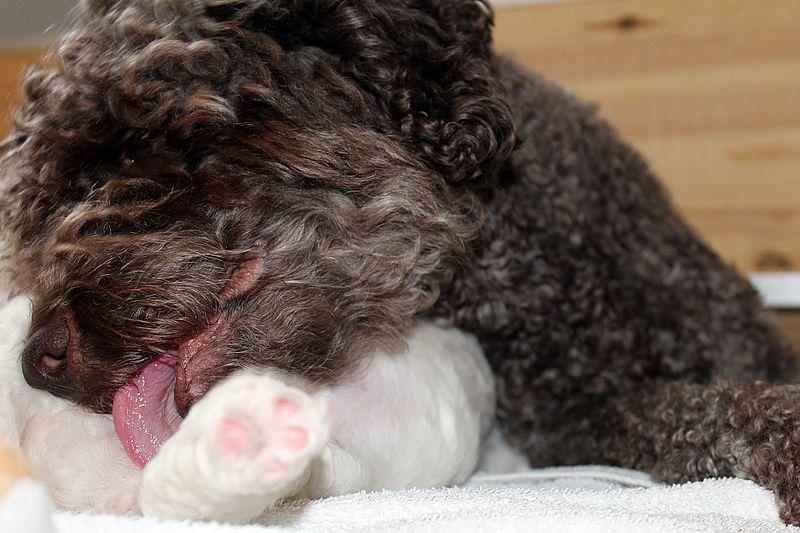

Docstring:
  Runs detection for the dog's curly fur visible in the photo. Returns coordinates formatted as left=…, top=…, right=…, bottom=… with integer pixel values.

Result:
left=1, top=0, right=799, bottom=524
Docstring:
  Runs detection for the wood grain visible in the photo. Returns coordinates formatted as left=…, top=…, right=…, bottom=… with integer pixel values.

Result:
left=494, top=0, right=800, bottom=272
left=0, top=49, right=41, bottom=139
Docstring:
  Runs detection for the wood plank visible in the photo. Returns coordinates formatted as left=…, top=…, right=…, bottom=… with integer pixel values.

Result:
left=636, top=129, right=800, bottom=211
left=494, top=0, right=800, bottom=84
left=577, top=60, right=800, bottom=139
left=494, top=0, right=800, bottom=272
left=689, top=208, right=800, bottom=272
left=0, top=49, right=41, bottom=139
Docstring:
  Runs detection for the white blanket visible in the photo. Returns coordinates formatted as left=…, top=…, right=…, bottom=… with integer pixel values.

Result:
left=38, top=466, right=794, bottom=533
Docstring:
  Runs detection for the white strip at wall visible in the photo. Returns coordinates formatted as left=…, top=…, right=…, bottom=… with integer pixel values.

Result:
left=750, top=273, right=800, bottom=309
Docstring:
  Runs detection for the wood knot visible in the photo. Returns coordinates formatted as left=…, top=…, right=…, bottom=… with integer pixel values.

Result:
left=587, top=13, right=660, bottom=33
left=756, top=251, right=795, bottom=271
left=616, top=15, right=641, bottom=31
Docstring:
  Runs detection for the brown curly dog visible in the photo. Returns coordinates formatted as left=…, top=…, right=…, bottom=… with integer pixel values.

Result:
left=1, top=0, right=798, bottom=524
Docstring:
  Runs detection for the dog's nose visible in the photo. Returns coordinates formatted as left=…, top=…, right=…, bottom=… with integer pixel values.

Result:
left=22, top=317, right=73, bottom=393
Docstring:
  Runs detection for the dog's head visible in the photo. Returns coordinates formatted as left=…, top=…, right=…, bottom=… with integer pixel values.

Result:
left=0, top=0, right=514, bottom=429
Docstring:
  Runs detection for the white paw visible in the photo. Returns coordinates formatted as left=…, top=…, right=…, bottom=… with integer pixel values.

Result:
left=140, top=371, right=330, bottom=521
left=200, top=372, right=330, bottom=496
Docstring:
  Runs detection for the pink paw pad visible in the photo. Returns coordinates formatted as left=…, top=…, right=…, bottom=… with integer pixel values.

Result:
left=274, top=397, right=302, bottom=419
left=216, top=419, right=252, bottom=457
left=204, top=373, right=329, bottom=494
left=279, top=426, right=310, bottom=451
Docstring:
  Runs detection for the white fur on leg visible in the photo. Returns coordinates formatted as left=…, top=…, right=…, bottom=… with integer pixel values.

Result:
left=301, top=322, right=495, bottom=498
left=141, top=372, right=329, bottom=522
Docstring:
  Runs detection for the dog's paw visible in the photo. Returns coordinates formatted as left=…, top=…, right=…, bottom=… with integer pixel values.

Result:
left=141, top=371, right=329, bottom=521
left=203, top=373, right=329, bottom=495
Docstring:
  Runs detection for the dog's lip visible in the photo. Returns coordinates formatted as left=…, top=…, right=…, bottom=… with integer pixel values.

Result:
left=169, top=254, right=264, bottom=414
left=172, top=314, right=229, bottom=417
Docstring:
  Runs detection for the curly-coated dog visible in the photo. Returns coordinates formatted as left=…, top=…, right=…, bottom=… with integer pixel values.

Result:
left=1, top=0, right=798, bottom=525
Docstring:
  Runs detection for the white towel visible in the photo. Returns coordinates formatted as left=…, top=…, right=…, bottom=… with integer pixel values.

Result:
left=47, top=466, right=797, bottom=533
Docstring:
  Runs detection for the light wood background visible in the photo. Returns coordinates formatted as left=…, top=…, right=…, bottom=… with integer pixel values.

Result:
left=1, top=0, right=799, bottom=274
left=0, top=49, right=40, bottom=137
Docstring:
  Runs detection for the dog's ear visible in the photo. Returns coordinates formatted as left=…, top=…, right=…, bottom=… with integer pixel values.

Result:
left=206, top=0, right=516, bottom=185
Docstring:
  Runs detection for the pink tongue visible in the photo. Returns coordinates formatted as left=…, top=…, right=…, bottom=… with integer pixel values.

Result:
left=112, top=357, right=183, bottom=468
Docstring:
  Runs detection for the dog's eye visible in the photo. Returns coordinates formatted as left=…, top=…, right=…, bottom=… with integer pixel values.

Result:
left=120, top=152, right=135, bottom=167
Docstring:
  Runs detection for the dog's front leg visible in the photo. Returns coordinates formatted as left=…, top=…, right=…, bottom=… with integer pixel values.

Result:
left=140, top=371, right=329, bottom=523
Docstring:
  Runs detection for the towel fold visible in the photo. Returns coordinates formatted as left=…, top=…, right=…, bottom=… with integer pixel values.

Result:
left=51, top=466, right=797, bottom=533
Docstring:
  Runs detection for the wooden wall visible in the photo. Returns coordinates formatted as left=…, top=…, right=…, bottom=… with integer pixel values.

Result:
left=0, top=49, right=39, bottom=138
left=1, top=0, right=798, bottom=274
